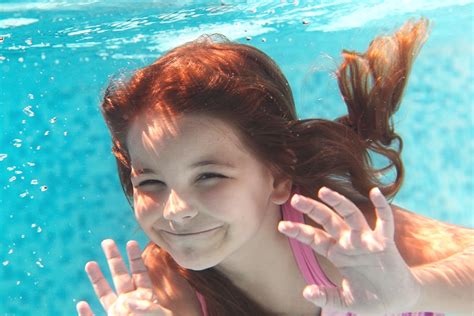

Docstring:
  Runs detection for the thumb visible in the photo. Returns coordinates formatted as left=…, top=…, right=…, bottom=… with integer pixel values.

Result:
left=303, top=284, right=347, bottom=310
left=128, top=299, right=173, bottom=316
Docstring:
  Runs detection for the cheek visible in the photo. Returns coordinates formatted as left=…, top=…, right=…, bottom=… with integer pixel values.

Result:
left=133, top=193, right=162, bottom=220
left=198, top=184, right=244, bottom=215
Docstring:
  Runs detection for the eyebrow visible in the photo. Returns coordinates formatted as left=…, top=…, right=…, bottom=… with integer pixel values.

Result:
left=132, top=159, right=234, bottom=177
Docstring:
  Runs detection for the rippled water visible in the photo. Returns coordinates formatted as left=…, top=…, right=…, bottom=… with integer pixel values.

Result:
left=0, top=1, right=473, bottom=315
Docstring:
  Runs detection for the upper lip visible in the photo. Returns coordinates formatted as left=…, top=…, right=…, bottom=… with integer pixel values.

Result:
left=162, top=226, right=221, bottom=236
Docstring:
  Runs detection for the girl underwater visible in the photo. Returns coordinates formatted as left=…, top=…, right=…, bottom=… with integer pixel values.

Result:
left=76, top=18, right=473, bottom=315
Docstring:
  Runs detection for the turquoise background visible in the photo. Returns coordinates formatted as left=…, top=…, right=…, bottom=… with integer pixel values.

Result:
left=0, top=1, right=472, bottom=315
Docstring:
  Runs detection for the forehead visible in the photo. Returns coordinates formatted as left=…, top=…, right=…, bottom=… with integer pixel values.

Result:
left=125, top=113, right=249, bottom=169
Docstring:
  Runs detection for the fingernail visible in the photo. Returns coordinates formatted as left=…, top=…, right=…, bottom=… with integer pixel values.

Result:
left=101, top=239, right=114, bottom=248
left=278, top=221, right=291, bottom=231
left=318, top=186, right=331, bottom=197
left=303, top=286, right=319, bottom=299
left=278, top=222, right=297, bottom=237
left=370, top=187, right=383, bottom=198
left=291, top=194, right=308, bottom=209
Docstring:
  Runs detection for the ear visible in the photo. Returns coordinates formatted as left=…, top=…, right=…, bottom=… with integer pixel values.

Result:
left=269, top=174, right=293, bottom=205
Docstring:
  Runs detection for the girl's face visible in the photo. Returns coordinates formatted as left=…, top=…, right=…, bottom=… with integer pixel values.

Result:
left=126, top=113, right=290, bottom=270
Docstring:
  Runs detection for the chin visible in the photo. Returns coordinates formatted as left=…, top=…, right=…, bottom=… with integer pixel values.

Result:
left=171, top=251, right=221, bottom=271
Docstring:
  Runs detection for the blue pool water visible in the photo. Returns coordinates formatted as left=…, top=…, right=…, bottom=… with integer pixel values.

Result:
left=0, top=1, right=472, bottom=315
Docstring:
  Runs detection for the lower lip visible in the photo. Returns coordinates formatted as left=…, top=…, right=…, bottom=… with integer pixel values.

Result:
left=161, top=227, right=222, bottom=238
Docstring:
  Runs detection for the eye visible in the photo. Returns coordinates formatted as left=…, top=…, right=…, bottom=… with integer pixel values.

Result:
left=136, top=179, right=163, bottom=187
left=196, top=173, right=226, bottom=182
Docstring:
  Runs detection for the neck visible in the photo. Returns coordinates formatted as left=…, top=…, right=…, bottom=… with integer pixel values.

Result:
left=215, top=204, right=319, bottom=315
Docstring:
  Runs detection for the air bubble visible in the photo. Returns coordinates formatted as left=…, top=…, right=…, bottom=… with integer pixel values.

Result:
left=8, top=249, right=13, bottom=255
left=27, top=93, right=34, bottom=100
left=22, top=106, right=35, bottom=117
left=44, top=131, right=49, bottom=136
left=41, top=53, right=46, bottom=60
left=64, top=131, right=68, bottom=136
left=18, top=57, right=24, bottom=63
left=13, top=139, right=22, bottom=148
left=19, top=191, right=29, bottom=198
left=3, top=261, right=9, bottom=266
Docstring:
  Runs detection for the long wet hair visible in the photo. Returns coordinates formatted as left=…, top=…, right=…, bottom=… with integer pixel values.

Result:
left=100, top=18, right=429, bottom=315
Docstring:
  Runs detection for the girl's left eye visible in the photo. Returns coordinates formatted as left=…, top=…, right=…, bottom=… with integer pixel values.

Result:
left=196, top=173, right=226, bottom=182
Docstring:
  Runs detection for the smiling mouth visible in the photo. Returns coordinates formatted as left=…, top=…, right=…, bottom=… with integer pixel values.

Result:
left=162, top=227, right=221, bottom=236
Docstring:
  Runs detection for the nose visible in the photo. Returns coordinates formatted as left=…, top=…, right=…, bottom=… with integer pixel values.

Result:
left=163, top=189, right=198, bottom=223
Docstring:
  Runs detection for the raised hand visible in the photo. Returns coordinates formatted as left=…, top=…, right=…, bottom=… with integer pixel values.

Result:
left=76, top=239, right=172, bottom=316
left=278, top=187, right=421, bottom=314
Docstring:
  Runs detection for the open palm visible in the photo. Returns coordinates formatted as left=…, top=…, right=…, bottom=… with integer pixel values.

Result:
left=278, top=187, right=421, bottom=315
left=76, top=239, right=172, bottom=316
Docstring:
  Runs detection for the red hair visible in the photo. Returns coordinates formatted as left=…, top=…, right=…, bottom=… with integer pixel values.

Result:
left=100, top=18, right=429, bottom=315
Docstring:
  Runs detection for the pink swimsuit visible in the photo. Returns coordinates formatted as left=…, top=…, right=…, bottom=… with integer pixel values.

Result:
left=195, top=192, right=444, bottom=316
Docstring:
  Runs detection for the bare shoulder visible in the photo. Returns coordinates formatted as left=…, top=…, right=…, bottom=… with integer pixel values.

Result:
left=142, top=245, right=203, bottom=316
left=390, top=204, right=474, bottom=267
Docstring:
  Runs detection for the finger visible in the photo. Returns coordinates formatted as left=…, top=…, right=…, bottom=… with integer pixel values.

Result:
left=85, top=261, right=117, bottom=311
left=278, top=221, right=335, bottom=258
left=370, top=187, right=394, bottom=239
left=76, top=301, right=94, bottom=316
left=290, top=193, right=347, bottom=238
left=102, top=239, right=135, bottom=294
left=318, top=187, right=371, bottom=232
left=302, top=284, right=346, bottom=309
left=126, top=240, right=154, bottom=291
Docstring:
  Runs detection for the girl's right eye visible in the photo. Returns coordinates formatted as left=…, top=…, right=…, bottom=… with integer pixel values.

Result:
left=137, top=180, right=163, bottom=187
